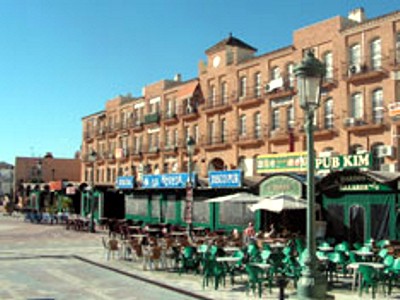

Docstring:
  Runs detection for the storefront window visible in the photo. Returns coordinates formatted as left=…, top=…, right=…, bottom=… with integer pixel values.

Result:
left=219, top=203, right=254, bottom=226
left=371, top=204, right=390, bottom=240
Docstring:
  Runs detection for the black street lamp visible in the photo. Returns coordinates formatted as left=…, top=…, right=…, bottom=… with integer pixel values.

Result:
left=88, top=150, right=97, bottom=233
left=185, top=136, right=195, bottom=238
left=294, top=50, right=327, bottom=299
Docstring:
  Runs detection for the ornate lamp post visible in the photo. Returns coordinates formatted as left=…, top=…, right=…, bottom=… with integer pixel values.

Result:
left=294, top=51, right=327, bottom=299
left=88, top=150, right=97, bottom=233
left=185, top=136, right=195, bottom=238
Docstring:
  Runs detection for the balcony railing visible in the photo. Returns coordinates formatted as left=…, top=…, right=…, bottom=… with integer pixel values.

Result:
left=144, top=112, right=160, bottom=125
left=203, top=95, right=232, bottom=113
left=342, top=56, right=388, bottom=83
left=343, top=112, right=387, bottom=132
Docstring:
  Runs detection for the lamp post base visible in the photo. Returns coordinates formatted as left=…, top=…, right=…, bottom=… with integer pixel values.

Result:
left=296, top=271, right=327, bottom=300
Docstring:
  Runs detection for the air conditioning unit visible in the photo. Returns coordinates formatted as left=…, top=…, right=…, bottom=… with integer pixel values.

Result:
left=380, top=163, right=398, bottom=172
left=266, top=77, right=284, bottom=92
left=344, top=117, right=355, bottom=127
left=348, top=64, right=362, bottom=75
left=376, top=145, right=395, bottom=158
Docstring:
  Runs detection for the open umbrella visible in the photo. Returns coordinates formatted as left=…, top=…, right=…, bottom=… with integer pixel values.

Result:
left=205, top=192, right=265, bottom=203
left=248, top=194, right=308, bottom=212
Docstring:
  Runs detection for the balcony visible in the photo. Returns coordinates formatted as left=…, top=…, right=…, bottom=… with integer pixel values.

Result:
left=145, top=145, right=160, bottom=159
left=321, top=69, right=339, bottom=91
left=162, top=111, right=178, bottom=125
left=131, top=119, right=144, bottom=132
left=144, top=112, right=160, bottom=125
left=313, top=125, right=338, bottom=140
left=343, top=114, right=386, bottom=134
left=202, top=96, right=232, bottom=115
left=161, top=144, right=179, bottom=155
left=268, top=127, right=296, bottom=144
left=180, top=104, right=199, bottom=121
left=233, top=87, right=264, bottom=109
left=202, top=134, right=232, bottom=151
left=130, top=147, right=143, bottom=160
left=343, top=58, right=388, bottom=85
left=388, top=48, right=400, bottom=70
left=95, top=127, right=107, bottom=139
left=265, top=77, right=296, bottom=100
left=233, top=129, right=264, bottom=148
left=104, top=151, right=116, bottom=164
left=107, top=123, right=118, bottom=138
left=84, top=131, right=94, bottom=142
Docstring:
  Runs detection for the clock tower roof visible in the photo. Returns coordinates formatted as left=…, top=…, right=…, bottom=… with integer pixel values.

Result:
left=205, top=34, right=257, bottom=55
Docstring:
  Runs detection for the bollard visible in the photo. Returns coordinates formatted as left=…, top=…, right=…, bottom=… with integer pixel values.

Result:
left=277, top=275, right=288, bottom=300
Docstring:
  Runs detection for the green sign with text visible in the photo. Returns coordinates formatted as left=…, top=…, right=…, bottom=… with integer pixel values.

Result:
left=257, top=152, right=371, bottom=173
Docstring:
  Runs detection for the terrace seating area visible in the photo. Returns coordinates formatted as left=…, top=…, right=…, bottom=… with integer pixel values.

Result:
left=99, top=220, right=400, bottom=298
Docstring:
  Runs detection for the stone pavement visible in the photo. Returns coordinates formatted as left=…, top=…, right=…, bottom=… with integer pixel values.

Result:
left=0, top=214, right=398, bottom=300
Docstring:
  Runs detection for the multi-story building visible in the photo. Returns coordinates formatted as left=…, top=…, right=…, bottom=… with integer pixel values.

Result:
left=0, top=162, right=14, bottom=202
left=82, top=8, right=400, bottom=186
left=14, top=154, right=81, bottom=209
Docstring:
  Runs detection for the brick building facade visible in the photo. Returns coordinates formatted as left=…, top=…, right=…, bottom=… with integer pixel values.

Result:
left=82, top=8, right=400, bottom=186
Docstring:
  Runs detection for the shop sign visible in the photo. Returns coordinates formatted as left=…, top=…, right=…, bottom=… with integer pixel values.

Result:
left=315, top=153, right=371, bottom=171
left=142, top=173, right=196, bottom=189
left=337, top=174, right=392, bottom=192
left=66, top=186, right=76, bottom=195
left=116, top=176, right=135, bottom=189
left=257, top=152, right=307, bottom=173
left=49, top=181, right=62, bottom=191
left=257, top=152, right=371, bottom=173
left=208, top=170, right=242, bottom=188
left=260, top=175, right=302, bottom=198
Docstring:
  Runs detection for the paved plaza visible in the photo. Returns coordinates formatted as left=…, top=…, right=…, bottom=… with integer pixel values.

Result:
left=0, top=215, right=399, bottom=299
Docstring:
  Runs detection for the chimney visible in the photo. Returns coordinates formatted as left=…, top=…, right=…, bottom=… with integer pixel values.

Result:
left=174, top=73, right=182, bottom=82
left=348, top=7, right=366, bottom=23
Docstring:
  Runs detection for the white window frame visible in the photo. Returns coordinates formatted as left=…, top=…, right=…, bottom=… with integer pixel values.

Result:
left=370, top=38, right=381, bottom=70
left=351, top=92, right=363, bottom=119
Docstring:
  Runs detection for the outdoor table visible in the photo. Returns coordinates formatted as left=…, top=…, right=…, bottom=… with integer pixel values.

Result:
left=318, top=246, right=334, bottom=252
left=129, top=226, right=141, bottom=230
left=130, top=234, right=146, bottom=239
left=352, top=250, right=374, bottom=261
left=347, top=262, right=385, bottom=291
left=223, top=246, right=240, bottom=254
left=170, top=231, right=186, bottom=236
left=249, top=262, right=271, bottom=271
left=216, top=256, right=241, bottom=263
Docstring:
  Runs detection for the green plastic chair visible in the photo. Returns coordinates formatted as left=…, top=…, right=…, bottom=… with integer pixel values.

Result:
left=334, top=241, right=350, bottom=255
left=178, top=246, right=200, bottom=275
left=245, top=264, right=271, bottom=298
left=202, top=256, right=226, bottom=290
left=327, top=251, right=348, bottom=282
left=376, top=239, right=390, bottom=249
left=387, top=257, right=400, bottom=295
left=358, top=265, right=384, bottom=298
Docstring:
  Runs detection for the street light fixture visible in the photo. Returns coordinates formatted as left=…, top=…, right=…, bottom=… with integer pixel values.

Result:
left=88, top=150, right=97, bottom=233
left=294, top=50, right=327, bottom=299
left=185, top=136, right=195, bottom=238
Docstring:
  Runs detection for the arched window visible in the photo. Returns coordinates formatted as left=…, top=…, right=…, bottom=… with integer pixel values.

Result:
left=254, top=112, right=261, bottom=138
left=221, top=82, right=228, bottom=104
left=209, top=85, right=216, bottom=104
left=349, top=43, right=361, bottom=67
left=239, top=114, right=247, bottom=136
left=370, top=38, right=382, bottom=70
left=254, top=72, right=262, bottom=97
left=351, top=92, right=363, bottom=119
left=271, top=66, right=281, bottom=80
left=272, top=108, right=280, bottom=131
left=239, top=76, right=247, bottom=98
left=287, top=63, right=294, bottom=87
left=323, top=51, right=333, bottom=79
left=372, top=88, right=383, bottom=124
left=324, top=98, right=334, bottom=129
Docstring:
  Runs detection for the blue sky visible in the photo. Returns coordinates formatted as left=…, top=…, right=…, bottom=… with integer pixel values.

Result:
left=1, top=0, right=398, bottom=165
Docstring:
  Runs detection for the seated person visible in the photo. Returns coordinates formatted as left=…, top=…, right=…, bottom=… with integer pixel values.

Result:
left=264, top=223, right=276, bottom=239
